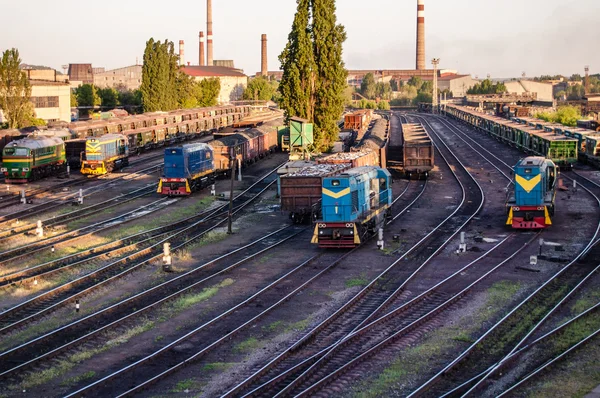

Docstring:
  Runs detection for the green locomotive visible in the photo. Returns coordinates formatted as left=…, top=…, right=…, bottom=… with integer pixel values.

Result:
left=1, top=134, right=66, bottom=183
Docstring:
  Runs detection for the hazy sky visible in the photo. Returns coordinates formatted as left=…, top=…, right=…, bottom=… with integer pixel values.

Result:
left=2, top=0, right=598, bottom=78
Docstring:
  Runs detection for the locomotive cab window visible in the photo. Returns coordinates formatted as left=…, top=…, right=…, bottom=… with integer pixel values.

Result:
left=331, top=180, right=340, bottom=186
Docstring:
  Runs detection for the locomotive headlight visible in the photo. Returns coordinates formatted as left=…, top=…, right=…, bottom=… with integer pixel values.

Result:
left=345, top=223, right=353, bottom=228
left=0, top=168, right=6, bottom=172
left=514, top=207, right=520, bottom=212
left=23, top=168, right=29, bottom=172
left=319, top=223, right=326, bottom=228
left=537, top=207, right=544, bottom=211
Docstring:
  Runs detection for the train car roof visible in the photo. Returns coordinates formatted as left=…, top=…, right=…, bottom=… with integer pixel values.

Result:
left=5, top=134, right=64, bottom=149
left=86, top=133, right=128, bottom=142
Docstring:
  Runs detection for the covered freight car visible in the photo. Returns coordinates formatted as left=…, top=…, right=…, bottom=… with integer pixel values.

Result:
left=280, top=163, right=350, bottom=223
left=402, top=123, right=434, bottom=179
left=158, top=143, right=215, bottom=196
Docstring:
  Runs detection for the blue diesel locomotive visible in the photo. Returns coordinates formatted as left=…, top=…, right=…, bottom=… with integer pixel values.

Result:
left=312, top=166, right=392, bottom=248
left=158, top=143, right=215, bottom=196
left=506, top=156, right=557, bottom=229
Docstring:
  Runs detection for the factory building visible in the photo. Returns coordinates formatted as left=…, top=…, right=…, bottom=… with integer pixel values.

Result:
left=504, top=80, right=554, bottom=103
left=0, top=69, right=71, bottom=124
left=180, top=66, right=247, bottom=104
left=93, top=65, right=143, bottom=90
left=68, top=63, right=93, bottom=85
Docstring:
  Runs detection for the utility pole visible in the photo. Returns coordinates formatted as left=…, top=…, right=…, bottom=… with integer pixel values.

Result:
left=585, top=65, right=590, bottom=94
left=227, top=145, right=237, bottom=235
left=432, top=58, right=440, bottom=114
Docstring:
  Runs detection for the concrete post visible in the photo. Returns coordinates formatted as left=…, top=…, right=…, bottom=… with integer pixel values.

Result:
left=35, top=220, right=43, bottom=238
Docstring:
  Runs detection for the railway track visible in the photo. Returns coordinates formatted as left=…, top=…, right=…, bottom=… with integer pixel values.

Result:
left=0, top=161, right=164, bottom=226
left=217, top=113, right=486, bottom=397
left=402, top=115, right=600, bottom=397
left=53, top=164, right=428, bottom=397
left=0, top=165, right=281, bottom=335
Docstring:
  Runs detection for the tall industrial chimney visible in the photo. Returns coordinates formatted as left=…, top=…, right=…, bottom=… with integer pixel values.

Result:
left=416, top=0, right=425, bottom=70
left=261, top=34, right=268, bottom=77
left=207, top=0, right=213, bottom=66
left=199, top=31, right=205, bottom=66
left=179, top=40, right=185, bottom=66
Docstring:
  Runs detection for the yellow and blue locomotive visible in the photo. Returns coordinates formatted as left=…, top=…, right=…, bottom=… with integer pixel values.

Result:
left=312, top=166, right=392, bottom=248
left=506, top=156, right=557, bottom=229
left=80, top=134, right=129, bottom=175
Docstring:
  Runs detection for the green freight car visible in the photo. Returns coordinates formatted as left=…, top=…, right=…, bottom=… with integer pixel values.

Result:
left=1, top=134, right=66, bottom=183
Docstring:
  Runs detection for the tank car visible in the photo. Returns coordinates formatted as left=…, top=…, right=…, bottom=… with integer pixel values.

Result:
left=506, top=156, right=557, bottom=229
left=1, top=134, right=66, bottom=183
left=80, top=134, right=129, bottom=175
left=312, top=166, right=392, bottom=248
left=158, top=143, right=215, bottom=196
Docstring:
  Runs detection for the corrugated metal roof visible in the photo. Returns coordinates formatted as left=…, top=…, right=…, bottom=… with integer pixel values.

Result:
left=181, top=66, right=247, bottom=78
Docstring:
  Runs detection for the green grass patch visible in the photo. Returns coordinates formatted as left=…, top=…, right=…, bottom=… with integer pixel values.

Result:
left=171, top=378, right=198, bottom=393
left=452, top=332, right=474, bottom=344
left=60, top=371, right=96, bottom=387
left=163, top=278, right=234, bottom=315
left=571, top=289, right=600, bottom=315
left=234, top=337, right=261, bottom=353
left=263, top=320, right=284, bottom=332
left=284, top=318, right=311, bottom=333
left=346, top=274, right=369, bottom=288
left=17, top=320, right=154, bottom=390
left=203, top=362, right=235, bottom=372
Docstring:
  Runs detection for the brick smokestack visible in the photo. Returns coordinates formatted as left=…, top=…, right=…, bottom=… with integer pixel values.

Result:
left=207, top=0, right=213, bottom=66
left=199, top=31, right=205, bottom=66
left=179, top=40, right=185, bottom=66
left=261, top=34, right=268, bottom=77
left=416, top=0, right=425, bottom=70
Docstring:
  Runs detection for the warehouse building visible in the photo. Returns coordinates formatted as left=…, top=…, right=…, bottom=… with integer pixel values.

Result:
left=93, top=65, right=143, bottom=90
left=180, top=66, right=247, bottom=104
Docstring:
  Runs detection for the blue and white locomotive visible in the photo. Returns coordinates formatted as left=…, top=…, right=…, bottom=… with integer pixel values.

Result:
left=312, top=166, right=392, bottom=248
left=158, top=143, right=215, bottom=196
left=506, top=156, right=557, bottom=229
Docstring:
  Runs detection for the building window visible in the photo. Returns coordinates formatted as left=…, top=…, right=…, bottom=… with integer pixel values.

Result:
left=31, top=96, right=59, bottom=108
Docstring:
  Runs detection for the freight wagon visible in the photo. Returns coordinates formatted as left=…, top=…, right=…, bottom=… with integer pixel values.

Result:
left=317, top=149, right=379, bottom=168
left=158, top=143, right=215, bottom=196
left=1, top=134, right=66, bottom=183
left=401, top=123, right=434, bottom=179
left=344, top=110, right=373, bottom=139
left=353, top=117, right=389, bottom=169
left=312, top=166, right=393, bottom=248
left=280, top=163, right=351, bottom=224
left=445, top=105, right=578, bottom=168
left=81, top=134, right=129, bottom=175
left=211, top=127, right=278, bottom=173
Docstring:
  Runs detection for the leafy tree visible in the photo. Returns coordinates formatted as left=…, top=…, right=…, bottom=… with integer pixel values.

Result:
left=0, top=48, right=35, bottom=128
left=118, top=89, right=143, bottom=107
left=570, top=74, right=582, bottom=82
left=390, top=79, right=398, bottom=92
left=467, top=79, right=506, bottom=95
left=278, top=0, right=347, bottom=151
left=535, top=105, right=581, bottom=127
left=554, top=90, right=566, bottom=100
left=360, top=73, right=376, bottom=99
left=377, top=100, right=390, bottom=110
left=407, top=76, right=423, bottom=90
left=567, top=84, right=585, bottom=100
left=97, top=87, right=120, bottom=108
left=75, top=84, right=101, bottom=107
left=278, top=0, right=315, bottom=123
left=312, top=0, right=348, bottom=149
left=195, top=77, right=221, bottom=107
left=413, top=92, right=432, bottom=105
left=375, top=82, right=392, bottom=100
left=175, top=72, right=198, bottom=109
left=141, top=38, right=180, bottom=112
left=243, top=76, right=275, bottom=101
left=70, top=91, right=78, bottom=107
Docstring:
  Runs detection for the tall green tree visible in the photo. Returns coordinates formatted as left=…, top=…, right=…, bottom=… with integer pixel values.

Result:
left=360, top=73, right=376, bottom=99
left=195, top=78, right=221, bottom=107
left=75, top=84, right=101, bottom=107
left=243, top=76, right=275, bottom=101
left=278, top=0, right=347, bottom=151
left=141, top=38, right=180, bottom=112
left=311, top=0, right=347, bottom=149
left=278, top=0, right=315, bottom=123
left=0, top=49, right=35, bottom=128
left=98, top=87, right=120, bottom=108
